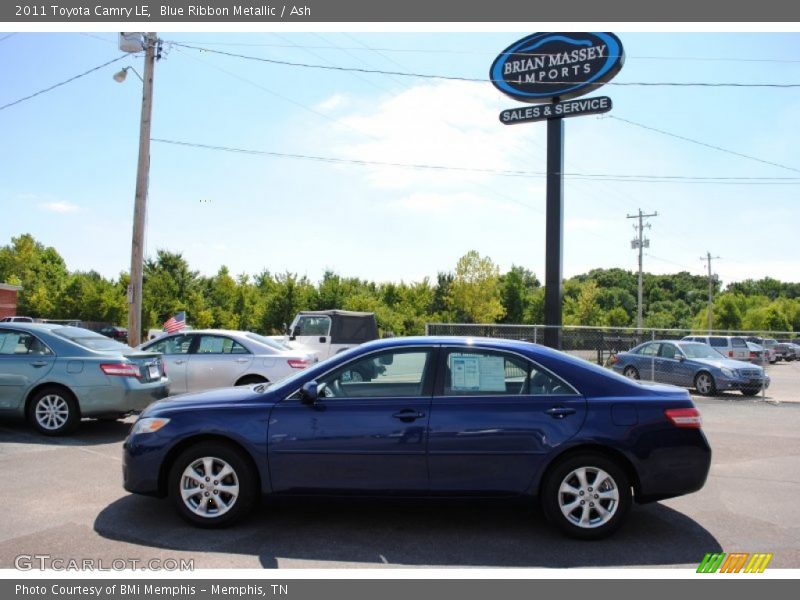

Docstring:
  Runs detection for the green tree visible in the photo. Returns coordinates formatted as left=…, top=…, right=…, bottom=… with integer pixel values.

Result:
left=447, top=251, right=505, bottom=323
left=0, top=234, right=69, bottom=317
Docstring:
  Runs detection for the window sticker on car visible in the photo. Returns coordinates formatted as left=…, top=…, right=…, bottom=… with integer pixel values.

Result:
left=451, top=355, right=506, bottom=392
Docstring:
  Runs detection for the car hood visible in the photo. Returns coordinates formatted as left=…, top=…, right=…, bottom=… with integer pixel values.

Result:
left=692, top=357, right=756, bottom=370
left=142, top=384, right=271, bottom=416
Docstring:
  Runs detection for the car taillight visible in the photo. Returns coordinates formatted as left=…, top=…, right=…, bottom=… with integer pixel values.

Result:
left=728, top=350, right=734, bottom=357
left=665, top=408, right=702, bottom=428
left=100, top=363, right=140, bottom=377
left=288, top=359, right=309, bottom=369
left=161, top=360, right=167, bottom=376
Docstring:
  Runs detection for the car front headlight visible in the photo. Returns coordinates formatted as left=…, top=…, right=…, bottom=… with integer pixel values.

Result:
left=131, top=417, right=170, bottom=435
left=721, top=367, right=735, bottom=378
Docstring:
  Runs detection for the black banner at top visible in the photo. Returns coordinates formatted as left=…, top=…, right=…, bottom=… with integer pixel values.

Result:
left=3, top=0, right=800, bottom=22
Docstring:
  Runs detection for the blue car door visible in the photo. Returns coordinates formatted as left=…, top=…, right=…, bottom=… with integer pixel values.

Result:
left=0, top=330, right=56, bottom=410
left=427, top=347, right=587, bottom=494
left=267, top=347, right=436, bottom=493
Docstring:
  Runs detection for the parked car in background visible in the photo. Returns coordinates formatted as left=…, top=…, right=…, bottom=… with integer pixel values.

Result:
left=745, top=341, right=767, bottom=364
left=680, top=335, right=750, bottom=361
left=123, top=336, right=712, bottom=539
left=772, top=342, right=796, bottom=362
left=745, top=337, right=781, bottom=363
left=282, top=310, right=379, bottom=360
left=610, top=340, right=769, bottom=396
left=138, top=329, right=316, bottom=395
left=0, top=316, right=34, bottom=323
left=0, top=323, right=168, bottom=435
left=99, top=325, right=128, bottom=344
left=785, top=343, right=800, bottom=361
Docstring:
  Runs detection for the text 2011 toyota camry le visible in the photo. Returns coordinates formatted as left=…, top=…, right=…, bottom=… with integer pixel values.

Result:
left=123, top=336, right=711, bottom=539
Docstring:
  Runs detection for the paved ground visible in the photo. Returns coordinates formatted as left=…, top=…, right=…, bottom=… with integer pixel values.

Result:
left=0, top=364, right=798, bottom=570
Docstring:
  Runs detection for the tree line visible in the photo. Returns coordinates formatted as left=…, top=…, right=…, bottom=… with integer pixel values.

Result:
left=2, top=233, right=798, bottom=335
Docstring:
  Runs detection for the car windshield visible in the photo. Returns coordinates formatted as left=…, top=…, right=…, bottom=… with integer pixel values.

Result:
left=52, top=326, right=129, bottom=351
left=678, top=342, right=723, bottom=360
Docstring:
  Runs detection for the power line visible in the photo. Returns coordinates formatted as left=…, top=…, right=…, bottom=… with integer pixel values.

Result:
left=608, top=115, right=800, bottom=174
left=170, top=43, right=800, bottom=89
left=149, top=138, right=800, bottom=184
left=170, top=39, right=800, bottom=64
left=0, top=54, right=128, bottom=112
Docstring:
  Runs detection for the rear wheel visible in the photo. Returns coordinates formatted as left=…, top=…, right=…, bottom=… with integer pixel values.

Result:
left=694, top=372, right=717, bottom=396
left=623, top=366, right=640, bottom=380
left=27, top=386, right=80, bottom=436
left=541, top=453, right=632, bottom=540
left=168, top=442, right=257, bottom=527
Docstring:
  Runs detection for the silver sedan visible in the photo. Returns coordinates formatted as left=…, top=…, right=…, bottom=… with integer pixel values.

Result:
left=138, top=329, right=317, bottom=395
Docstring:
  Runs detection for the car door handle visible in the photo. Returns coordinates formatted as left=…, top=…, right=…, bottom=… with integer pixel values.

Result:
left=173, top=359, right=186, bottom=365
left=545, top=407, right=576, bottom=419
left=30, top=360, right=49, bottom=368
left=392, top=409, right=426, bottom=422
left=236, top=358, right=249, bottom=363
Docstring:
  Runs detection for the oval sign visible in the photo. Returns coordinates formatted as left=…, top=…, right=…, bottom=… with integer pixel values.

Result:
left=490, top=32, right=625, bottom=103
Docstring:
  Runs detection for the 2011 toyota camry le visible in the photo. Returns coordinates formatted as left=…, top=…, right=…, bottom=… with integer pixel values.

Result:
left=123, top=336, right=711, bottom=540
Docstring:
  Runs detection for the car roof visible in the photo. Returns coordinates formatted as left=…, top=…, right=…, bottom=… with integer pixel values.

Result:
left=0, top=322, right=63, bottom=332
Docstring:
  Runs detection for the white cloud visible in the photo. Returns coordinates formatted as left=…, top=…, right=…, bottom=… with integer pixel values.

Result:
left=315, top=93, right=350, bottom=112
left=326, top=80, right=538, bottom=190
left=41, top=201, right=79, bottom=213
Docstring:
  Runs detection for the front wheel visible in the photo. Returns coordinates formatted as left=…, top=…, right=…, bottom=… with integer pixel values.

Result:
left=168, top=442, right=258, bottom=527
left=541, top=453, right=632, bottom=540
left=694, top=372, right=717, bottom=396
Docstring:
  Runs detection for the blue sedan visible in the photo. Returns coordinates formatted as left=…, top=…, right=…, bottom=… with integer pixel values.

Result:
left=123, top=336, right=711, bottom=540
left=0, top=323, right=169, bottom=435
left=609, top=340, right=769, bottom=396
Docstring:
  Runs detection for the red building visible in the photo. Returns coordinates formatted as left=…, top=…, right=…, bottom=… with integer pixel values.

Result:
left=0, top=283, right=23, bottom=319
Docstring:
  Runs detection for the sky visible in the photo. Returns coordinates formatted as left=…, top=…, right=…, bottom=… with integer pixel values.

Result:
left=1, top=29, right=799, bottom=289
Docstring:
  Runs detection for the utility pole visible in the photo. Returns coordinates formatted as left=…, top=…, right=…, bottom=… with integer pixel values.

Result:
left=627, top=209, right=658, bottom=331
left=700, top=251, right=721, bottom=333
left=127, top=32, right=157, bottom=348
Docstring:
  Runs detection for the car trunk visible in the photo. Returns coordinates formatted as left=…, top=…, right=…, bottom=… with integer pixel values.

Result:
left=122, top=350, right=165, bottom=383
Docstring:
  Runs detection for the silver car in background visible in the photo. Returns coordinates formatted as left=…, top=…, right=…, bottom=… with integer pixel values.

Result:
left=138, top=329, right=317, bottom=395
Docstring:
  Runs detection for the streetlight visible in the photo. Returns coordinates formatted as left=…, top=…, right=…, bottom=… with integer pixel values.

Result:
left=115, top=32, right=157, bottom=347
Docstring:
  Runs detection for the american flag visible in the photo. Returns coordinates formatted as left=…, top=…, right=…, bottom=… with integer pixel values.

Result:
left=163, top=311, right=186, bottom=334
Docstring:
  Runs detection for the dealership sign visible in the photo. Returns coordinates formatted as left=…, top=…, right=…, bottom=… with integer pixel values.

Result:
left=500, top=96, right=612, bottom=125
left=490, top=32, right=624, bottom=103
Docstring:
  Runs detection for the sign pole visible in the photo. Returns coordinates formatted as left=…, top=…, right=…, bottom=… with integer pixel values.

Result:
left=490, top=32, right=625, bottom=350
left=544, top=108, right=564, bottom=349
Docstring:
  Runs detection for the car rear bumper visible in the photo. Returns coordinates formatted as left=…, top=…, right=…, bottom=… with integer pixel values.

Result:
left=76, top=379, right=170, bottom=416
left=634, top=429, right=712, bottom=502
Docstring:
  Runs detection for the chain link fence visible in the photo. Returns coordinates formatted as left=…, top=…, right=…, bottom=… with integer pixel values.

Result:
left=425, top=322, right=797, bottom=367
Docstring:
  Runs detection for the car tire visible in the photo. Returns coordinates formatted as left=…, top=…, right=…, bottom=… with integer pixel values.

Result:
left=26, top=386, right=80, bottom=436
left=168, top=441, right=257, bottom=528
left=235, top=375, right=267, bottom=386
left=541, top=452, right=632, bottom=540
left=694, top=372, right=717, bottom=396
left=622, top=366, right=640, bottom=380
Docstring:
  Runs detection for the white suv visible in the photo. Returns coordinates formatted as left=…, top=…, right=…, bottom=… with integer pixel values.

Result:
left=680, top=335, right=750, bottom=361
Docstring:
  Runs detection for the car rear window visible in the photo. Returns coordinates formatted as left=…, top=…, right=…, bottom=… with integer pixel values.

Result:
left=708, top=337, right=726, bottom=347
left=732, top=338, right=747, bottom=347
left=51, top=326, right=129, bottom=351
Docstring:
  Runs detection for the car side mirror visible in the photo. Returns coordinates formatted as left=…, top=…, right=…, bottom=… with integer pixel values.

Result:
left=677, top=355, right=685, bottom=362
left=378, top=354, right=394, bottom=366
left=300, top=381, right=318, bottom=404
